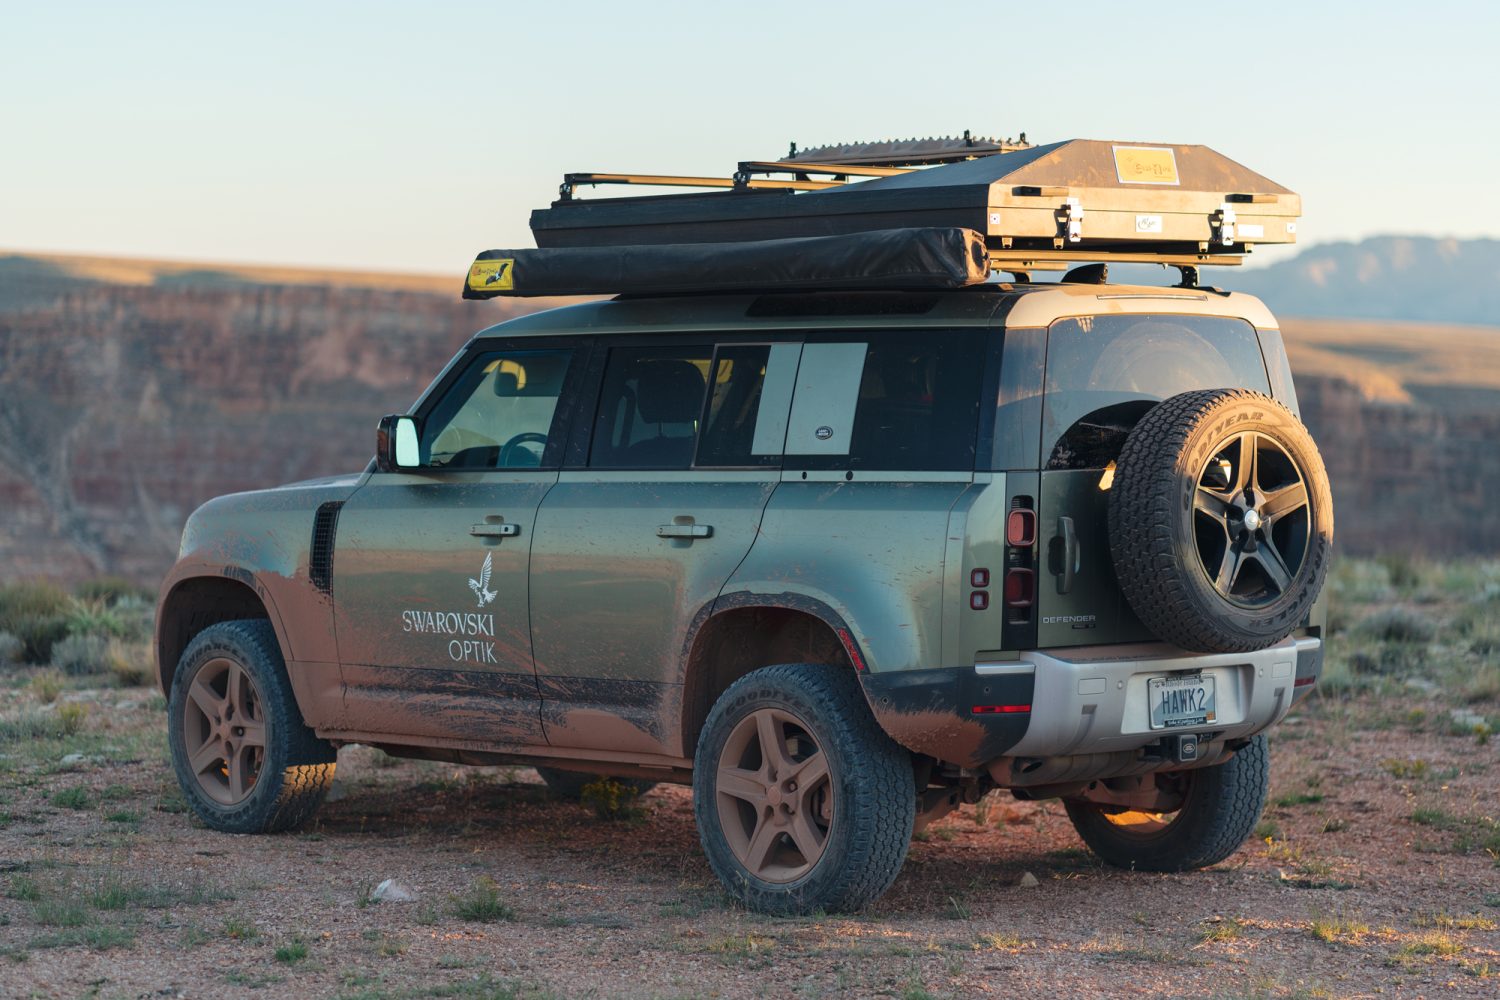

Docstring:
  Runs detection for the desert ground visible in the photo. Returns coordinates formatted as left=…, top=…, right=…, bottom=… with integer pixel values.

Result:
left=1, top=559, right=1497, bottom=999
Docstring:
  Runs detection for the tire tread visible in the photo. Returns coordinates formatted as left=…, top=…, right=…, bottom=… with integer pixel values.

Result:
left=1109, top=388, right=1332, bottom=653
left=693, top=663, right=913, bottom=915
left=168, top=619, right=335, bottom=834
left=1065, top=735, right=1270, bottom=871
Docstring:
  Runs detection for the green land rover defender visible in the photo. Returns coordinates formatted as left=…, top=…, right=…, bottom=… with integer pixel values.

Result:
left=157, top=136, right=1331, bottom=914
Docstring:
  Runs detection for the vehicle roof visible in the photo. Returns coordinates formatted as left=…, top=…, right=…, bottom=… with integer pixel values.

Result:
left=469, top=282, right=1277, bottom=341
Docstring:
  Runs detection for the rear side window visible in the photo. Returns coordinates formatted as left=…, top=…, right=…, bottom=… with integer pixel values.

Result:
left=1043, top=315, right=1271, bottom=469
left=696, top=344, right=778, bottom=467
left=785, top=331, right=986, bottom=472
left=589, top=345, right=712, bottom=469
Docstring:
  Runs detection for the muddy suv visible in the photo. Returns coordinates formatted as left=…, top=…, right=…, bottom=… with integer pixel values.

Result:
left=156, top=139, right=1332, bottom=914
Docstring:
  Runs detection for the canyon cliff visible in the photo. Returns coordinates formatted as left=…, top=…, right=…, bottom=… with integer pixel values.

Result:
left=2, top=255, right=1494, bottom=583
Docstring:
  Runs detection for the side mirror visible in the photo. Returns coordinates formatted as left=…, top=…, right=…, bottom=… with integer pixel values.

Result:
left=375, top=415, right=421, bottom=472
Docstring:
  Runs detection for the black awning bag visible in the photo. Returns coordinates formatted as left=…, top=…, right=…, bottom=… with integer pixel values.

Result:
left=461, top=226, right=987, bottom=299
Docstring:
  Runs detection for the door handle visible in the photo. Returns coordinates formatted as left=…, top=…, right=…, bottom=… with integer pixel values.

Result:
left=1057, top=516, right=1080, bottom=594
left=470, top=523, right=520, bottom=538
left=656, top=524, right=713, bottom=539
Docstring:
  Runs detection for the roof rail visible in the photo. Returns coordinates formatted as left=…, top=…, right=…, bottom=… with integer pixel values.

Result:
left=782, top=130, right=1031, bottom=167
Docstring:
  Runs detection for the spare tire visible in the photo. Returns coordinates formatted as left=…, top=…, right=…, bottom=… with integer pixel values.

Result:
left=1108, top=388, right=1333, bottom=653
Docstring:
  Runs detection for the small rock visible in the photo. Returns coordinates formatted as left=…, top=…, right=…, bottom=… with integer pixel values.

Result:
left=60, top=753, right=86, bottom=766
left=371, top=878, right=419, bottom=903
left=1018, top=872, right=1040, bottom=888
left=1405, top=677, right=1438, bottom=694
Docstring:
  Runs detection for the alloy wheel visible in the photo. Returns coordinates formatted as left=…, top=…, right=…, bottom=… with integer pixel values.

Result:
left=714, top=707, right=834, bottom=883
left=1192, top=431, right=1312, bottom=608
left=181, top=656, right=267, bottom=805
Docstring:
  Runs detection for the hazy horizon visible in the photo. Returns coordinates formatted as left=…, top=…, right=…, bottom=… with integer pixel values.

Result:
left=5, top=2, right=1497, bottom=274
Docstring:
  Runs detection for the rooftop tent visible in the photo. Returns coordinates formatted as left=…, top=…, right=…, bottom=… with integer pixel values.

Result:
left=463, top=135, right=1301, bottom=298
left=528, top=139, right=1300, bottom=259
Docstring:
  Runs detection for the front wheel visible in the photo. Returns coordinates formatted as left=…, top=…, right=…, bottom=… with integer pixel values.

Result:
left=1064, top=735, right=1269, bottom=871
left=693, top=663, right=915, bottom=915
left=167, top=620, right=336, bottom=834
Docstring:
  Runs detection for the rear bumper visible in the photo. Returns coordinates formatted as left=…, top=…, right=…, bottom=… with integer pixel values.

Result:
left=860, top=635, right=1319, bottom=770
left=992, top=635, right=1315, bottom=758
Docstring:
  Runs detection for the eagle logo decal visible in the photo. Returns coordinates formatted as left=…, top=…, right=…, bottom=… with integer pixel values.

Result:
left=468, top=552, right=497, bottom=608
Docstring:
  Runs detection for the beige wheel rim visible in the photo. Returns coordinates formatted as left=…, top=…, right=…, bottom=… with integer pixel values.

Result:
left=182, top=656, right=267, bottom=806
left=1100, top=809, right=1174, bottom=834
left=715, top=707, right=833, bottom=883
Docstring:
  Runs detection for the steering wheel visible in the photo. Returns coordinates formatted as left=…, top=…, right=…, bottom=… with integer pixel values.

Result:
left=497, top=432, right=548, bottom=468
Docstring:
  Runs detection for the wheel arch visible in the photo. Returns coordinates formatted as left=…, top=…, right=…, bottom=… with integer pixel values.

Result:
left=155, top=571, right=280, bottom=696
left=678, top=593, right=866, bottom=758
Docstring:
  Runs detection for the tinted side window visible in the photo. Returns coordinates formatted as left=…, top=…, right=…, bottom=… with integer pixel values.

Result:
left=1256, top=327, right=1300, bottom=416
left=421, top=348, right=574, bottom=469
left=1042, top=314, right=1271, bottom=469
left=696, top=344, right=777, bottom=467
left=589, top=345, right=711, bottom=469
left=787, top=331, right=986, bottom=472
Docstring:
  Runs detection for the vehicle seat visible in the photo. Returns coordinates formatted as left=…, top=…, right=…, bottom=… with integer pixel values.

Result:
left=624, top=360, right=705, bottom=467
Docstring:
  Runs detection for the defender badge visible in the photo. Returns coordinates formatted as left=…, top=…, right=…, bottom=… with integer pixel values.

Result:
left=468, top=552, right=497, bottom=608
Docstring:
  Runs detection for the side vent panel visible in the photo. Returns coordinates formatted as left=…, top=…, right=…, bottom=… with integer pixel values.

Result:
left=309, top=501, right=344, bottom=595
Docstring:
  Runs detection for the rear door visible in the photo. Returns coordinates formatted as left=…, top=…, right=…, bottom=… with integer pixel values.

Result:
left=528, top=338, right=799, bottom=756
left=1035, top=314, right=1273, bottom=648
left=332, top=340, right=587, bottom=743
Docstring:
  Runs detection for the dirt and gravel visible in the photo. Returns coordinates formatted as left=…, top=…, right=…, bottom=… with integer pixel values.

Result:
left=1, top=684, right=1496, bottom=1000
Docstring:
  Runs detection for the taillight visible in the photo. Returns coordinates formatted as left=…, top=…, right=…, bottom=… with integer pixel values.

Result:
left=1004, top=567, right=1035, bottom=609
left=1006, top=509, right=1036, bottom=547
left=971, top=703, right=1031, bottom=715
left=1005, top=496, right=1035, bottom=626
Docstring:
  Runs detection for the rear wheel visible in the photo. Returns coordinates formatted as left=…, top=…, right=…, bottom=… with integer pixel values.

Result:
left=167, top=620, right=336, bottom=834
left=534, top=766, right=656, bottom=801
left=693, top=663, right=914, bottom=915
left=1064, top=735, right=1269, bottom=871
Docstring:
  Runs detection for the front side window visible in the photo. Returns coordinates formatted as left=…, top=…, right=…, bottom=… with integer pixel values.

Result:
left=421, top=348, right=574, bottom=469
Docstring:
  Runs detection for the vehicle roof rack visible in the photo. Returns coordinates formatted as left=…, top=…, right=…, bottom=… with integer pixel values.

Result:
left=556, top=131, right=1035, bottom=201
left=464, top=134, right=1301, bottom=298
left=782, top=130, right=1032, bottom=167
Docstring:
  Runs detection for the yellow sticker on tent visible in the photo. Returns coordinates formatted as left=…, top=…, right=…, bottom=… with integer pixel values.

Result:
left=468, top=259, right=515, bottom=292
left=1112, top=146, right=1179, bottom=186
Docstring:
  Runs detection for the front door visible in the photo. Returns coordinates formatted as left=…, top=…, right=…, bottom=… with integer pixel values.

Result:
left=333, top=341, right=586, bottom=745
left=529, top=340, right=798, bottom=756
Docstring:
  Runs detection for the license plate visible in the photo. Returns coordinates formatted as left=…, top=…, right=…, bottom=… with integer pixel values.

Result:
left=1148, top=673, right=1216, bottom=730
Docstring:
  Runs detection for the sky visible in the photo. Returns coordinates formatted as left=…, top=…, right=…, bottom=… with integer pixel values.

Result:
left=3, top=1, right=1497, bottom=276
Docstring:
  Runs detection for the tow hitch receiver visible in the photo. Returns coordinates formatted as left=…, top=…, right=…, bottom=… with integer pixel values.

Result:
left=1170, top=733, right=1199, bottom=764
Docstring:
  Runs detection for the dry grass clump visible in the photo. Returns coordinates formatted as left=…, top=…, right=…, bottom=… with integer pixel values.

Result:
left=1357, top=607, right=1437, bottom=644
left=0, top=582, right=73, bottom=663
left=450, top=877, right=514, bottom=923
left=0, top=580, right=155, bottom=686
left=1309, top=912, right=1371, bottom=945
